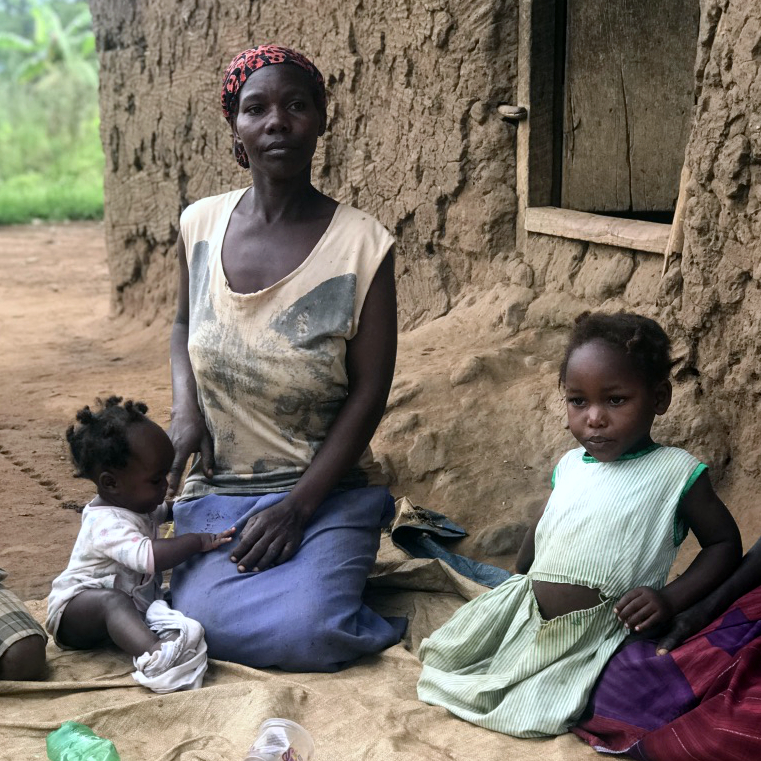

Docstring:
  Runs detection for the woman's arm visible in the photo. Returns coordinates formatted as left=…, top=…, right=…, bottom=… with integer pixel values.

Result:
left=656, top=534, right=761, bottom=653
left=231, top=248, right=397, bottom=572
left=166, top=232, right=215, bottom=498
left=615, top=470, right=742, bottom=632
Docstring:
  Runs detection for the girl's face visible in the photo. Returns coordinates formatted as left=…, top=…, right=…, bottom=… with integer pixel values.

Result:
left=231, top=64, right=325, bottom=181
left=563, top=339, right=671, bottom=462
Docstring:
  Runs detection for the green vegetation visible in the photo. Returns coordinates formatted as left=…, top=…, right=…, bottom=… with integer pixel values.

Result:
left=0, top=0, right=103, bottom=224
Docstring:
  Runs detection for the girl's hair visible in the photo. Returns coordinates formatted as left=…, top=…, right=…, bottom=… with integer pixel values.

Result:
left=66, top=396, right=149, bottom=479
left=559, top=312, right=673, bottom=387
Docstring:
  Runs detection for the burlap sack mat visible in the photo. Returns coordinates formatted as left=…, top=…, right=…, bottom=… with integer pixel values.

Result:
left=0, top=539, right=597, bottom=761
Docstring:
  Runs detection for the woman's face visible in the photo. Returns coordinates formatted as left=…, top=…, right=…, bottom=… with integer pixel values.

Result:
left=232, top=65, right=325, bottom=180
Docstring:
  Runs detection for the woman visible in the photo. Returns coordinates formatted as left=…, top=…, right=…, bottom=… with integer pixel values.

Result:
left=165, top=46, right=404, bottom=672
left=574, top=535, right=761, bottom=759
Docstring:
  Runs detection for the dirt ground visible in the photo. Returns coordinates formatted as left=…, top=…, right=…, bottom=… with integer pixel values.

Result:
left=0, top=222, right=175, bottom=601
left=2, top=222, right=758, bottom=604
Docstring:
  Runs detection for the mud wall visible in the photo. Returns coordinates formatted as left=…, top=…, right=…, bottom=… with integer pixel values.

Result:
left=662, top=0, right=761, bottom=481
left=373, top=0, right=761, bottom=559
left=505, top=0, right=761, bottom=484
left=90, top=0, right=761, bottom=553
left=88, top=0, right=518, bottom=328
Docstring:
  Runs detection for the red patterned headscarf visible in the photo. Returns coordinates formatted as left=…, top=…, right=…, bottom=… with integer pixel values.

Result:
left=221, top=45, right=327, bottom=168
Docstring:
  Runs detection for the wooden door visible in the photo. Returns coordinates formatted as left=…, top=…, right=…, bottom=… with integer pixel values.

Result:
left=561, top=0, right=699, bottom=214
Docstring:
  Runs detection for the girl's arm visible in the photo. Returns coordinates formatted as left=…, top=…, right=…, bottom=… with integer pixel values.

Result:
left=151, top=528, right=235, bottom=573
left=657, top=534, right=761, bottom=653
left=616, top=470, right=742, bottom=632
left=166, top=232, right=215, bottom=498
left=515, top=506, right=546, bottom=574
left=231, top=249, right=397, bottom=573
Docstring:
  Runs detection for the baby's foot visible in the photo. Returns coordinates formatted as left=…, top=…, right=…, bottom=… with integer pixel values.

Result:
left=132, top=630, right=208, bottom=693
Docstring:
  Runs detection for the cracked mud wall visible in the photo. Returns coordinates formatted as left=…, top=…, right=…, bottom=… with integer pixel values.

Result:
left=509, top=0, right=761, bottom=485
left=89, top=0, right=761, bottom=556
left=658, top=0, right=761, bottom=483
left=89, top=0, right=518, bottom=328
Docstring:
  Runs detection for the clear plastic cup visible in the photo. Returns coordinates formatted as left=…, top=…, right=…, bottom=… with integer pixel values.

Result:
left=243, top=719, right=315, bottom=761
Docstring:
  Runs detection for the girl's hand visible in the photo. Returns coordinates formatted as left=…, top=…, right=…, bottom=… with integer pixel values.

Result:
left=199, top=527, right=236, bottom=552
left=230, top=496, right=309, bottom=573
left=614, top=586, right=673, bottom=632
left=166, top=410, right=214, bottom=499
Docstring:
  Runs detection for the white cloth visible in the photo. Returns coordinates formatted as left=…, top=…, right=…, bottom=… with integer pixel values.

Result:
left=45, top=500, right=169, bottom=640
left=132, top=600, right=208, bottom=693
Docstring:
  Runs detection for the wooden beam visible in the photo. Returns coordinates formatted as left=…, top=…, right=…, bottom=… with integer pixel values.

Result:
left=662, top=163, right=691, bottom=276
left=516, top=0, right=561, bottom=252
left=525, top=206, right=671, bottom=254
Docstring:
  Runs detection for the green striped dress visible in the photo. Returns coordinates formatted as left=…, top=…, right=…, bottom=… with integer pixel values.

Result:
left=417, top=444, right=705, bottom=737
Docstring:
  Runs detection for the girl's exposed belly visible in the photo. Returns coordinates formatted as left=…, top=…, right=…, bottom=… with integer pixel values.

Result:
left=531, top=579, right=604, bottom=620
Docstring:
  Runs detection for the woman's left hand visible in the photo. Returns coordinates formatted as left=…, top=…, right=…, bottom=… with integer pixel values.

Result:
left=230, top=496, right=310, bottom=573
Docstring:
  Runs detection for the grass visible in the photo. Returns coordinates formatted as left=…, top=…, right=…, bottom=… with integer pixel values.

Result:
left=0, top=170, right=103, bottom=225
left=0, top=78, right=104, bottom=225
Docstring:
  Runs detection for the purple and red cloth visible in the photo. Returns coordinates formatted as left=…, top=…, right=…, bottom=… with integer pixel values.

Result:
left=574, top=585, right=761, bottom=760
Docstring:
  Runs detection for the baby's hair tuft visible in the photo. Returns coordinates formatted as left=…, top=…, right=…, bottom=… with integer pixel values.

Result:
left=66, top=396, right=150, bottom=480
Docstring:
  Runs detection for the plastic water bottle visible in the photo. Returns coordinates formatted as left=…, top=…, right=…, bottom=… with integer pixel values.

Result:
left=243, top=719, right=315, bottom=761
left=46, top=721, right=120, bottom=761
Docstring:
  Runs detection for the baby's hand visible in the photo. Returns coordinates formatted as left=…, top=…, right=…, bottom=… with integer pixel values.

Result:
left=614, top=586, right=672, bottom=632
left=199, top=527, right=236, bottom=552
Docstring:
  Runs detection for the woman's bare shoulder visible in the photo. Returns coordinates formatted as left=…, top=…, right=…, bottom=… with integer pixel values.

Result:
left=181, top=187, right=249, bottom=225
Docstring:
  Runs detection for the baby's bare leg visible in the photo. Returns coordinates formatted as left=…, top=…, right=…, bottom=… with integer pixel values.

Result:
left=57, top=589, right=160, bottom=657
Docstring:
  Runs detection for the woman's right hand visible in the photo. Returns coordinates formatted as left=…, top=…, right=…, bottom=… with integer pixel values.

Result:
left=166, top=409, right=214, bottom=499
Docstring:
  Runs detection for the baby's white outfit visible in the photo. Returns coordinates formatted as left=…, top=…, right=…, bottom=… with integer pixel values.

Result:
left=46, top=500, right=169, bottom=637
left=46, top=499, right=207, bottom=692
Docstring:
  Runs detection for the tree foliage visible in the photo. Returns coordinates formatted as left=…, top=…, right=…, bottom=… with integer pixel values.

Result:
left=0, top=0, right=96, bottom=96
left=0, top=0, right=103, bottom=222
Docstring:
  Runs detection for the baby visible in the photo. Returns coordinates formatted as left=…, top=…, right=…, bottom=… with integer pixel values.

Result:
left=46, top=396, right=234, bottom=692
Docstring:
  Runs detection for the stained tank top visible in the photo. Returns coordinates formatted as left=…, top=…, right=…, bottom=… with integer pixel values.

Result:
left=178, top=187, right=394, bottom=501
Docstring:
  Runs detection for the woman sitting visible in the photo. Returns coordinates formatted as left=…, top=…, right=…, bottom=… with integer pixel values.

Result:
left=166, top=45, right=404, bottom=672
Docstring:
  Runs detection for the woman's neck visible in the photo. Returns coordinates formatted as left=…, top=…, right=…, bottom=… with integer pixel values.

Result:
left=249, top=169, right=323, bottom=224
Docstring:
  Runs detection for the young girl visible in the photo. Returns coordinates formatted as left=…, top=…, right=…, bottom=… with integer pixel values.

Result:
left=46, top=397, right=234, bottom=692
left=417, top=312, right=742, bottom=737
